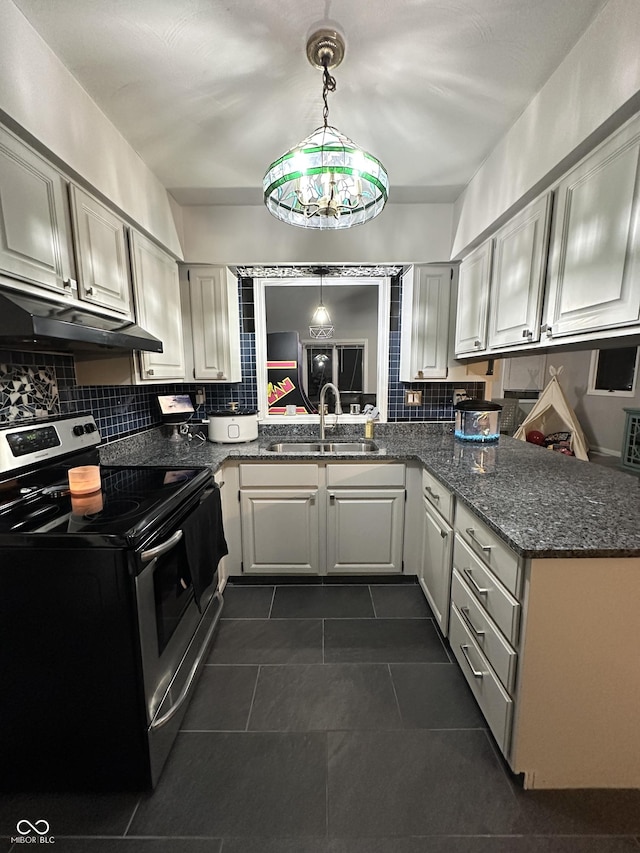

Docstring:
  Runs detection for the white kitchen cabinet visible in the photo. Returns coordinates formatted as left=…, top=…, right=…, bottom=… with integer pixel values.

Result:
left=419, top=494, right=453, bottom=634
left=129, top=231, right=186, bottom=381
left=0, top=125, right=74, bottom=295
left=543, top=115, right=640, bottom=340
left=454, top=240, right=493, bottom=355
left=487, top=193, right=552, bottom=349
left=181, top=266, right=241, bottom=382
left=240, top=488, right=320, bottom=574
left=237, top=462, right=405, bottom=575
left=69, top=185, right=132, bottom=316
left=326, top=487, right=405, bottom=573
left=399, top=265, right=452, bottom=380
left=417, top=468, right=454, bottom=635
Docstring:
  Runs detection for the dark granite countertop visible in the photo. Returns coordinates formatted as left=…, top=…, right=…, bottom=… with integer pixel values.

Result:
left=99, top=423, right=640, bottom=560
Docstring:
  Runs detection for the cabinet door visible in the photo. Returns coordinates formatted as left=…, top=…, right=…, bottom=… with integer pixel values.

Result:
left=399, top=265, right=452, bottom=380
left=186, top=266, right=241, bottom=381
left=240, top=489, right=320, bottom=573
left=130, top=231, right=186, bottom=381
left=326, top=488, right=405, bottom=573
left=419, top=496, right=453, bottom=635
left=488, top=194, right=552, bottom=349
left=454, top=240, right=493, bottom=354
left=543, top=118, right=640, bottom=339
left=69, top=185, right=132, bottom=316
left=0, top=127, right=74, bottom=294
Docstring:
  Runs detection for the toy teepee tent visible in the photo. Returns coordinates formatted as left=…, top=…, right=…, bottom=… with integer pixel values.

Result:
left=513, top=367, right=589, bottom=461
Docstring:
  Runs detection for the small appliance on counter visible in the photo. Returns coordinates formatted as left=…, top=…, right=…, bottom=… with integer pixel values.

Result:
left=454, top=399, right=502, bottom=443
left=207, top=402, right=259, bottom=443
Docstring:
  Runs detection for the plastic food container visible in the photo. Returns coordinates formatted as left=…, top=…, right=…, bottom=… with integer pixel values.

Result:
left=454, top=400, right=502, bottom=443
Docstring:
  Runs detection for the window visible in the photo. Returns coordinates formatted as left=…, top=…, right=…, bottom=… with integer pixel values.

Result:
left=587, top=347, right=640, bottom=397
left=304, top=342, right=366, bottom=406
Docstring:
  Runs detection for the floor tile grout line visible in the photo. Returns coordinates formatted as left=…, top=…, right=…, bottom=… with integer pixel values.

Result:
left=267, top=585, right=276, bottom=618
left=121, top=796, right=141, bottom=837
left=387, top=661, right=405, bottom=726
left=244, top=664, right=261, bottom=732
left=368, top=583, right=378, bottom=618
left=481, top=727, right=523, bottom=800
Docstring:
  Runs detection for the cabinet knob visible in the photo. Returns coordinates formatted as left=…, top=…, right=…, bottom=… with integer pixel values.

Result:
left=474, top=340, right=482, bottom=349
left=541, top=323, right=553, bottom=337
left=85, top=286, right=94, bottom=295
left=147, top=369, right=155, bottom=376
left=522, top=328, right=533, bottom=339
left=63, top=278, right=75, bottom=290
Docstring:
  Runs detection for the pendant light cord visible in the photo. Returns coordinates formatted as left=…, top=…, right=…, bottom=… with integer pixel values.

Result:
left=322, top=57, right=337, bottom=128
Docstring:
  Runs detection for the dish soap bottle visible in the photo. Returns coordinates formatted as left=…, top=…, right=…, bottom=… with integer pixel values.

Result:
left=364, top=416, right=375, bottom=440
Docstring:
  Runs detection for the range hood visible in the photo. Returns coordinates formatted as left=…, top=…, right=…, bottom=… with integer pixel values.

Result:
left=0, top=288, right=163, bottom=353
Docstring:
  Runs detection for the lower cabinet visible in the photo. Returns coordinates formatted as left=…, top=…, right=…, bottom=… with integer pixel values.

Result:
left=416, top=468, right=454, bottom=635
left=240, top=488, right=320, bottom=574
left=237, top=461, right=405, bottom=575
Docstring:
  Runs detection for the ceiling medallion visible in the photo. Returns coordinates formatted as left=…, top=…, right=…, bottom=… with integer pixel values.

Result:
left=263, top=29, right=389, bottom=230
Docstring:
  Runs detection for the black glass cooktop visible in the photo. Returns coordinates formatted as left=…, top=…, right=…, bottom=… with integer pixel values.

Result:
left=0, top=462, right=212, bottom=540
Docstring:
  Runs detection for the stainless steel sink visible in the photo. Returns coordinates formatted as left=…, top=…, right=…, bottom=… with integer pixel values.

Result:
left=266, top=440, right=379, bottom=454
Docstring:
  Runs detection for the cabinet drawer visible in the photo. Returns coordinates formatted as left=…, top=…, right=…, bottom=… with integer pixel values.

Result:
left=449, top=604, right=513, bottom=755
left=451, top=569, right=517, bottom=692
left=453, top=536, right=520, bottom=645
left=422, top=468, right=454, bottom=524
left=455, top=502, right=520, bottom=596
left=239, top=463, right=319, bottom=487
left=326, top=463, right=405, bottom=487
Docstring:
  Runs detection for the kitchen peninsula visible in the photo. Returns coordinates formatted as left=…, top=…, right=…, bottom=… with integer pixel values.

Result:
left=100, top=423, right=640, bottom=791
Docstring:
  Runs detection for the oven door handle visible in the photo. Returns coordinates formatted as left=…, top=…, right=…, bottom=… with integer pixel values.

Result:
left=140, top=529, right=183, bottom=563
left=150, top=592, right=223, bottom=731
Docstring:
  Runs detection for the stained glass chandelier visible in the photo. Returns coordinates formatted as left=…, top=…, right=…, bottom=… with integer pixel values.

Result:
left=263, top=29, right=389, bottom=230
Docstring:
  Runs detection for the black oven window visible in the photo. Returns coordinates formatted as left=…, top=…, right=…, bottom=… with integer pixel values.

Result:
left=153, top=546, right=193, bottom=655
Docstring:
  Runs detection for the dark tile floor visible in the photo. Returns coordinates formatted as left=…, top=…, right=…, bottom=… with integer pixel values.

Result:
left=2, top=582, right=640, bottom=852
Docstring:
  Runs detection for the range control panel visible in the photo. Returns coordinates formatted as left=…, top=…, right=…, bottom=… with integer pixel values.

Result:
left=0, top=414, right=101, bottom=475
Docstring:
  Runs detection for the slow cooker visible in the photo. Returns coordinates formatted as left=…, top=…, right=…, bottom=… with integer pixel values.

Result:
left=454, top=399, right=502, bottom=443
left=207, top=405, right=258, bottom=443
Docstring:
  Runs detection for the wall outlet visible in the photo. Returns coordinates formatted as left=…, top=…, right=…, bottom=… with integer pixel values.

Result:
left=454, top=389, right=468, bottom=405
left=196, top=388, right=205, bottom=405
left=404, top=389, right=422, bottom=406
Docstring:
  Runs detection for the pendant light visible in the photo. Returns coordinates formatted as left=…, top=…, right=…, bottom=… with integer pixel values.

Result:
left=309, top=269, right=334, bottom=339
left=263, top=29, right=389, bottom=230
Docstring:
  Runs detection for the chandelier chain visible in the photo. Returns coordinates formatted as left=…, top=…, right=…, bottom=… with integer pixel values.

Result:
left=322, top=57, right=337, bottom=128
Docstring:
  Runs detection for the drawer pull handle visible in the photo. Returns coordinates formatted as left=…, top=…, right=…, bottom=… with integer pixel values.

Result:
left=424, top=485, right=440, bottom=502
left=460, top=605, right=485, bottom=637
left=462, top=567, right=489, bottom=596
left=460, top=644, right=484, bottom=679
left=466, top=527, right=492, bottom=554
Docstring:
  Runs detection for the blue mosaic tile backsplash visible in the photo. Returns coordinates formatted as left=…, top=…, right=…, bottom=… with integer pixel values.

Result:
left=0, top=274, right=484, bottom=440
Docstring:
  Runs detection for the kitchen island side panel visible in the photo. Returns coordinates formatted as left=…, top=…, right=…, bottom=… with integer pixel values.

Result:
left=510, top=556, right=640, bottom=788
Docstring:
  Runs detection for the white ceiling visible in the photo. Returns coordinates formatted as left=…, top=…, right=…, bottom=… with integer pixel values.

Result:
left=12, top=0, right=609, bottom=205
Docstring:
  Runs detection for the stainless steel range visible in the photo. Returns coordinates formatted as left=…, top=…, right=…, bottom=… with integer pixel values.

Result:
left=0, top=413, right=225, bottom=791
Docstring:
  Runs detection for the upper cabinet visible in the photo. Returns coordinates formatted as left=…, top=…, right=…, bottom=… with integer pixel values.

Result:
left=454, top=194, right=552, bottom=357
left=0, top=125, right=74, bottom=295
left=488, top=193, right=552, bottom=349
left=69, top=185, right=132, bottom=316
left=399, top=265, right=452, bottom=380
left=181, top=266, right=242, bottom=382
left=543, top=118, right=640, bottom=341
left=130, top=231, right=185, bottom=381
left=454, top=241, right=493, bottom=355
left=455, top=111, right=640, bottom=360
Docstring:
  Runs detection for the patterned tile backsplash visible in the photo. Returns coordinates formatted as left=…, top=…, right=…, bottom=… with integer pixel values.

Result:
left=0, top=273, right=484, bottom=440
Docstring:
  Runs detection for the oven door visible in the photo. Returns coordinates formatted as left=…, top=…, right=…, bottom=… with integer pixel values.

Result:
left=134, top=488, right=222, bottom=726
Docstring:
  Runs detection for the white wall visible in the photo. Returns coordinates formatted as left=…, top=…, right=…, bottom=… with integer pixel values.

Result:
left=541, top=351, right=639, bottom=456
left=179, top=202, right=454, bottom=265
left=0, top=0, right=182, bottom=257
left=452, top=0, right=640, bottom=257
